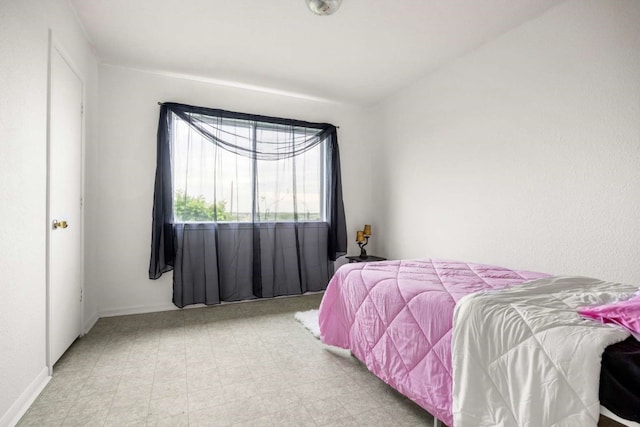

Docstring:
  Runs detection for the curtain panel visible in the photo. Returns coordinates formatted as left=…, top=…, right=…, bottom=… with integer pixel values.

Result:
left=149, top=102, right=347, bottom=308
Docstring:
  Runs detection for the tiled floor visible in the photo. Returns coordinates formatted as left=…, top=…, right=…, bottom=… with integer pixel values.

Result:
left=18, top=294, right=436, bottom=426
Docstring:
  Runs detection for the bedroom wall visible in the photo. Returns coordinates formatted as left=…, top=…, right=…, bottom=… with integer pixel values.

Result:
left=91, top=65, right=371, bottom=316
left=0, top=0, right=97, bottom=425
left=369, top=0, right=640, bottom=283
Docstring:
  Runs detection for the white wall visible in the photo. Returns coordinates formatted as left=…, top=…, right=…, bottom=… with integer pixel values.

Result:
left=369, top=0, right=640, bottom=283
left=91, top=65, right=371, bottom=315
left=371, top=0, right=640, bottom=283
left=0, top=2, right=48, bottom=424
left=0, top=0, right=97, bottom=425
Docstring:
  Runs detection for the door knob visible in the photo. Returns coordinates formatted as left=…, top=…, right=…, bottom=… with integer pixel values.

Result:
left=52, top=219, right=68, bottom=229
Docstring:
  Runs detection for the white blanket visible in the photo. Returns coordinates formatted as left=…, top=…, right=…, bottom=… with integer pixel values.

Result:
left=452, top=276, right=637, bottom=427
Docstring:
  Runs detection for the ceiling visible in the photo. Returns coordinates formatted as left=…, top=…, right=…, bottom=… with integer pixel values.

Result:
left=70, top=0, right=563, bottom=105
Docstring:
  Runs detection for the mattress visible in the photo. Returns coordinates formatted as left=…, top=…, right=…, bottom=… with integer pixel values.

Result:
left=601, top=337, right=640, bottom=423
left=318, top=259, right=548, bottom=426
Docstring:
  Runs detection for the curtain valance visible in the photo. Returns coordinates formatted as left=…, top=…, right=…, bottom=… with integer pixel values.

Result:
left=168, top=103, right=336, bottom=161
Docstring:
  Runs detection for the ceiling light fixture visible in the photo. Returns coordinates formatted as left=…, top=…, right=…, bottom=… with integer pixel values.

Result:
left=306, top=0, right=343, bottom=16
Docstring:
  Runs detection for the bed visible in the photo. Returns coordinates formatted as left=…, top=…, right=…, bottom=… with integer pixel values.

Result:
left=318, top=259, right=640, bottom=427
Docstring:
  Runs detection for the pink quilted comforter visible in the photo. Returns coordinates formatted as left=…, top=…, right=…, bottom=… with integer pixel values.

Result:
left=319, top=259, right=548, bottom=426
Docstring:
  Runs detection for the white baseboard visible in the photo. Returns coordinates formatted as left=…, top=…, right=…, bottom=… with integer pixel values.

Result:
left=99, top=303, right=179, bottom=318
left=0, top=367, right=50, bottom=427
left=99, top=293, right=324, bottom=318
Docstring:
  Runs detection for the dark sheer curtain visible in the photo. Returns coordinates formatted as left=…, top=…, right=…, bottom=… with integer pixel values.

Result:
left=149, top=102, right=347, bottom=308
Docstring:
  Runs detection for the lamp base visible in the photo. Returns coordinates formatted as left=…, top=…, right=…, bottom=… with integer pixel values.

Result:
left=358, top=244, right=367, bottom=258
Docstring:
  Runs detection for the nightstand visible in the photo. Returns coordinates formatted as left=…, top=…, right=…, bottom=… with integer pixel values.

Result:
left=346, top=255, right=387, bottom=263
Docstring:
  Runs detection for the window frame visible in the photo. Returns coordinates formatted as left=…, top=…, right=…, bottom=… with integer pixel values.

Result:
left=169, top=111, right=330, bottom=224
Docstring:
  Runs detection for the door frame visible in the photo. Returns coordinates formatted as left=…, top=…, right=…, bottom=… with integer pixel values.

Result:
left=46, top=30, right=86, bottom=374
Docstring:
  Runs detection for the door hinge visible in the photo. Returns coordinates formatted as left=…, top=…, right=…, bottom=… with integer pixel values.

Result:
left=80, top=288, right=83, bottom=302
left=81, top=103, right=84, bottom=117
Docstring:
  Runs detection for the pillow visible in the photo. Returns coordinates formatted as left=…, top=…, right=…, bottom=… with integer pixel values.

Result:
left=578, top=293, right=640, bottom=341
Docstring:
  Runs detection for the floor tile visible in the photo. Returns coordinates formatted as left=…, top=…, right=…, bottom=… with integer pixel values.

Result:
left=65, top=392, right=113, bottom=419
left=232, top=413, right=275, bottom=426
left=188, top=386, right=226, bottom=411
left=304, top=397, right=351, bottom=426
left=187, top=367, right=221, bottom=392
left=146, top=413, right=189, bottom=427
left=19, top=403, right=70, bottom=426
left=188, top=403, right=230, bottom=426
left=61, top=408, right=109, bottom=426
left=351, top=407, right=401, bottom=426
left=218, top=365, right=253, bottom=385
left=337, top=390, right=382, bottom=417
left=118, top=367, right=156, bottom=387
left=269, top=405, right=317, bottom=426
left=260, top=388, right=306, bottom=414
left=78, top=374, right=120, bottom=397
left=151, top=377, right=188, bottom=400
left=224, top=397, right=269, bottom=425
left=384, top=400, right=436, bottom=426
left=319, top=416, right=359, bottom=427
left=147, top=395, right=188, bottom=421
left=17, top=414, right=65, bottom=427
left=103, top=401, right=149, bottom=426
left=110, top=383, right=152, bottom=409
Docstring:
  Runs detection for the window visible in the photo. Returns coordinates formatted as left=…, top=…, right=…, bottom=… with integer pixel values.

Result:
left=149, top=102, right=347, bottom=289
left=170, top=112, right=327, bottom=223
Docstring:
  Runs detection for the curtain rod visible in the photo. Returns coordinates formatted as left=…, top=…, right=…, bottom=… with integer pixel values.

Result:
left=157, top=102, right=339, bottom=128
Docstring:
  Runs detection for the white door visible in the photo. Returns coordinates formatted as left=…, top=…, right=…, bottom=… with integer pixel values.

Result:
left=48, top=45, right=83, bottom=366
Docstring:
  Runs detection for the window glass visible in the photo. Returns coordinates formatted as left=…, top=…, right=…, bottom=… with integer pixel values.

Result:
left=171, top=113, right=326, bottom=222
